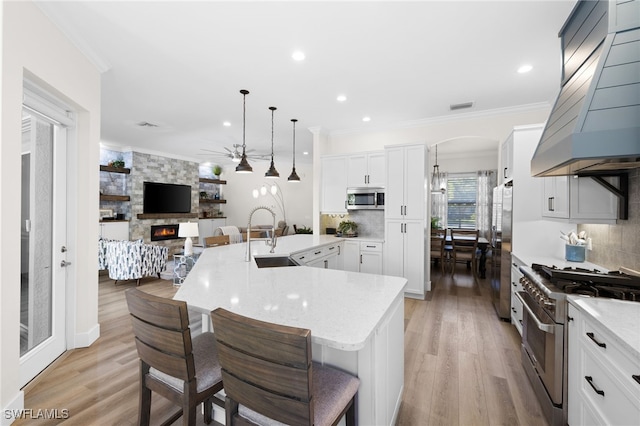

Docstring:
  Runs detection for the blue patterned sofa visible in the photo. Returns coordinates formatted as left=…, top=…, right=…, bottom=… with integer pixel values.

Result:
left=104, top=239, right=168, bottom=286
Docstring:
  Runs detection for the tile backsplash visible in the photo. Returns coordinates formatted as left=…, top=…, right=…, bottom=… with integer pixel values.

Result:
left=578, top=168, right=640, bottom=271
left=321, top=210, right=385, bottom=239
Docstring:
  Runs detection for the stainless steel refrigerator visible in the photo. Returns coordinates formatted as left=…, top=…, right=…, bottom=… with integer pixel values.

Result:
left=491, top=182, right=512, bottom=320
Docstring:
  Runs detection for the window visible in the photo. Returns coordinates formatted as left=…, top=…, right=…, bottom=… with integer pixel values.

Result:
left=447, top=173, right=477, bottom=229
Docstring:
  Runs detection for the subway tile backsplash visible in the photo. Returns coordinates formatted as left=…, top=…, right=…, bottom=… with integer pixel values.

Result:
left=578, top=169, right=640, bottom=271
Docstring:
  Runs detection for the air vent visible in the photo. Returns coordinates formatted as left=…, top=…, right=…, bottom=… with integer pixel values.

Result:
left=449, top=101, right=474, bottom=111
left=136, top=121, right=159, bottom=128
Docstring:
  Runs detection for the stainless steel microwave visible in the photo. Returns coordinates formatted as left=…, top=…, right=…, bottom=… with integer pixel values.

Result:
left=346, top=187, right=385, bottom=210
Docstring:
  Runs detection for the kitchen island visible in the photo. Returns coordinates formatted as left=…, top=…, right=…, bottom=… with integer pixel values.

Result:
left=174, top=234, right=407, bottom=425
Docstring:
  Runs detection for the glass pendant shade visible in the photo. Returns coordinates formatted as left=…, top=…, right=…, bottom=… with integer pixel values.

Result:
left=288, top=118, right=301, bottom=182
left=265, top=107, right=279, bottom=178
left=235, top=89, right=253, bottom=173
left=431, top=145, right=445, bottom=194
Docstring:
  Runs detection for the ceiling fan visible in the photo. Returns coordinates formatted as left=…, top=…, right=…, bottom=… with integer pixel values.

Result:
left=199, top=144, right=270, bottom=163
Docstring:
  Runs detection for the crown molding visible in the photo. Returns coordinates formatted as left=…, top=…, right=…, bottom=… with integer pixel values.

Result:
left=330, top=102, right=552, bottom=137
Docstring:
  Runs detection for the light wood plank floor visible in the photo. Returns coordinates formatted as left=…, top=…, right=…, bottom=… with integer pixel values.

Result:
left=17, top=265, right=548, bottom=425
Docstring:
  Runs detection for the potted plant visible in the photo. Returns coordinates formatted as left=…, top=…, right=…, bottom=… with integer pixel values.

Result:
left=431, top=216, right=440, bottom=229
left=338, top=220, right=358, bottom=237
left=295, top=226, right=313, bottom=234
left=212, top=164, right=222, bottom=179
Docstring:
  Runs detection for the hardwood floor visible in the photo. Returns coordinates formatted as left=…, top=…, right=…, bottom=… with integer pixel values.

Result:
left=397, top=263, right=548, bottom=426
left=17, top=266, right=548, bottom=425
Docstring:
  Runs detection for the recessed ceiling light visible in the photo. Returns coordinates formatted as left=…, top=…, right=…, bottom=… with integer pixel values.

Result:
left=517, top=64, right=533, bottom=74
left=337, top=95, right=347, bottom=102
left=292, top=50, right=305, bottom=61
left=362, top=116, right=371, bottom=122
left=303, top=151, right=309, bottom=156
left=223, top=121, right=231, bottom=127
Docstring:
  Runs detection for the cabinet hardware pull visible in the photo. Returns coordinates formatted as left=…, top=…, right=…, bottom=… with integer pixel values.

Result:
left=360, top=254, right=363, bottom=264
left=586, top=332, right=606, bottom=348
left=633, top=375, right=640, bottom=385
left=512, top=282, right=517, bottom=287
left=314, top=251, right=322, bottom=255
left=512, top=307, right=516, bottom=313
left=329, top=246, right=335, bottom=250
left=585, top=376, right=605, bottom=396
left=504, top=167, right=507, bottom=179
left=567, top=316, right=574, bottom=322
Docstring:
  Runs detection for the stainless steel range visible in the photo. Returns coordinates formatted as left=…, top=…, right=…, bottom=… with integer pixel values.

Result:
left=517, top=264, right=640, bottom=426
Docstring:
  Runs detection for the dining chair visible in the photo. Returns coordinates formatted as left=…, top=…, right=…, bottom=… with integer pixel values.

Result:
left=430, top=228, right=447, bottom=273
left=210, top=308, right=360, bottom=426
left=450, top=229, right=479, bottom=276
left=125, top=288, right=224, bottom=426
left=204, top=235, right=230, bottom=247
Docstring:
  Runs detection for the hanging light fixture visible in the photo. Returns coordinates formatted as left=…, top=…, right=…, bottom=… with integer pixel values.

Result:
left=235, top=89, right=253, bottom=173
left=431, top=144, right=445, bottom=194
left=265, top=106, right=280, bottom=178
left=287, top=118, right=301, bottom=182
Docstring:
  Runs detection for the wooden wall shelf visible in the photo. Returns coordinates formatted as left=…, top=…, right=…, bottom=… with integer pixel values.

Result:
left=100, top=194, right=130, bottom=202
left=199, top=199, right=227, bottom=204
left=199, top=178, right=226, bottom=184
left=100, top=165, right=131, bottom=174
left=136, top=213, right=199, bottom=219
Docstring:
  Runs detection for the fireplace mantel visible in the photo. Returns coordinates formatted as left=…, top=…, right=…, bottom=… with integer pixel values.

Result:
left=137, top=213, right=199, bottom=220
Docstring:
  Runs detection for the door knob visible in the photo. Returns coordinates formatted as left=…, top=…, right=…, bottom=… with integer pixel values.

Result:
left=60, top=260, right=72, bottom=267
left=61, top=246, right=67, bottom=253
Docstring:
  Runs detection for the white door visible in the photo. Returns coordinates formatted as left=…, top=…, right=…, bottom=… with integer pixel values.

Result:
left=20, top=104, right=70, bottom=387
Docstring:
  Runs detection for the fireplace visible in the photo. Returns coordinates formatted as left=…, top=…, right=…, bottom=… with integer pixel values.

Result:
left=151, top=224, right=180, bottom=241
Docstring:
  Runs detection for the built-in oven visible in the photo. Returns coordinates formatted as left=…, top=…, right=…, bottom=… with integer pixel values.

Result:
left=346, top=187, right=385, bottom=210
left=517, top=291, right=564, bottom=405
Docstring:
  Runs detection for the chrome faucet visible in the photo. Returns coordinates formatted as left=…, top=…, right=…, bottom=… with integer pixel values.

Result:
left=245, top=206, right=277, bottom=261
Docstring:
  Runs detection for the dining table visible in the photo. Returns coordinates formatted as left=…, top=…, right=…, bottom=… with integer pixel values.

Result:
left=440, top=234, right=491, bottom=278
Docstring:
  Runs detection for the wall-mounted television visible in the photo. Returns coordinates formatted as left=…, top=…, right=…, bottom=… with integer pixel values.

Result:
left=143, top=181, right=191, bottom=214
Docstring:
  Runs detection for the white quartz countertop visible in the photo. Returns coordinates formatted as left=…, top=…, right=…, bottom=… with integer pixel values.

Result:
left=174, top=234, right=406, bottom=351
left=568, top=295, right=640, bottom=362
left=512, top=252, right=607, bottom=272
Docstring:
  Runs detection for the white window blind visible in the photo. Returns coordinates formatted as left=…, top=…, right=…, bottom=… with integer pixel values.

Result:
left=447, top=173, right=477, bottom=229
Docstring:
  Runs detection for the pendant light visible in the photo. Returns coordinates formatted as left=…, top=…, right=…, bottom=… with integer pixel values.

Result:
left=431, top=144, right=445, bottom=194
left=235, top=89, right=253, bottom=173
left=265, top=106, right=280, bottom=178
left=287, top=118, right=301, bottom=182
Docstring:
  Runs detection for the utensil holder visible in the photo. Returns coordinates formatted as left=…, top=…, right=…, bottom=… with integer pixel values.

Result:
left=565, top=244, right=586, bottom=262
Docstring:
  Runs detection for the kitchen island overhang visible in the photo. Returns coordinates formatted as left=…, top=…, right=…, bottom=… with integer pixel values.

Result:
left=173, top=234, right=407, bottom=425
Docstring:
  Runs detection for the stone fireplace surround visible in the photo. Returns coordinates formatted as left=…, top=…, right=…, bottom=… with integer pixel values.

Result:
left=101, top=148, right=201, bottom=255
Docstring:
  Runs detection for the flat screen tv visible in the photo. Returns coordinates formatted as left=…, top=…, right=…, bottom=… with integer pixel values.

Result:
left=143, top=181, right=191, bottom=214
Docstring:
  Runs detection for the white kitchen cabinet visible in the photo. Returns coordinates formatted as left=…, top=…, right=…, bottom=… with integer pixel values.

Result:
left=385, top=220, right=425, bottom=297
left=500, top=135, right=514, bottom=184
left=321, top=155, right=348, bottom=214
left=342, top=240, right=384, bottom=274
left=342, top=240, right=360, bottom=272
left=99, top=221, right=129, bottom=240
left=293, top=242, right=342, bottom=270
left=360, top=241, right=383, bottom=275
left=542, top=175, right=619, bottom=223
left=198, top=218, right=226, bottom=241
left=347, top=151, right=386, bottom=188
left=385, top=144, right=426, bottom=221
left=567, top=302, right=640, bottom=426
left=385, top=143, right=427, bottom=297
left=510, top=256, right=525, bottom=335
left=542, top=176, right=570, bottom=218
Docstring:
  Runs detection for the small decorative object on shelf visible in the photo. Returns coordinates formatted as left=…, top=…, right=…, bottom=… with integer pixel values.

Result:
left=107, top=156, right=125, bottom=169
left=212, top=164, right=222, bottom=178
left=200, top=191, right=208, bottom=199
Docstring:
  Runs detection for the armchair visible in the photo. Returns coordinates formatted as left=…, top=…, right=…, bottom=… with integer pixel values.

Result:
left=105, top=239, right=169, bottom=286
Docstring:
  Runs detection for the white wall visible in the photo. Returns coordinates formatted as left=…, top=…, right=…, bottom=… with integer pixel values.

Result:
left=1, top=1, right=101, bottom=419
left=222, top=162, right=314, bottom=231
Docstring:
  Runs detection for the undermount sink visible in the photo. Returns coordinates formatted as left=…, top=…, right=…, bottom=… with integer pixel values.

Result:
left=254, top=256, right=299, bottom=268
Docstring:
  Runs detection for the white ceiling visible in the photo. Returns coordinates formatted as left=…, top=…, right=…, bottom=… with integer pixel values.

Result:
left=37, top=0, right=577, bottom=165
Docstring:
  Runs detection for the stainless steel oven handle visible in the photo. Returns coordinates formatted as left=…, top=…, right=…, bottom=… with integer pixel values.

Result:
left=515, top=292, right=555, bottom=334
